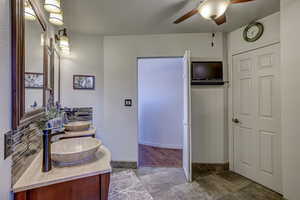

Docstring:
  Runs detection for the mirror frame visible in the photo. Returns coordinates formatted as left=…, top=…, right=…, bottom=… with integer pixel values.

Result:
left=50, top=39, right=61, bottom=103
left=47, top=40, right=53, bottom=90
left=12, top=0, right=48, bottom=129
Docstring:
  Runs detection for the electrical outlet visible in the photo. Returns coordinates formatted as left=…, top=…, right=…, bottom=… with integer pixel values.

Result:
left=4, top=131, right=13, bottom=159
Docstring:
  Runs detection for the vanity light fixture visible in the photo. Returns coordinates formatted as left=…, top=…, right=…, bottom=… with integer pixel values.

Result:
left=55, top=28, right=70, bottom=55
left=24, top=1, right=37, bottom=21
left=44, top=0, right=61, bottom=13
left=59, top=28, right=69, bottom=49
left=49, top=12, right=64, bottom=26
left=198, top=0, right=229, bottom=20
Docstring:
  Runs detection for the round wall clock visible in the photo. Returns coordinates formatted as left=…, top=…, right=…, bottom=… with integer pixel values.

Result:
left=243, top=22, right=264, bottom=42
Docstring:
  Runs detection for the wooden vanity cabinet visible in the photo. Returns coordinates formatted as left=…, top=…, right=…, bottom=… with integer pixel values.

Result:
left=15, top=173, right=110, bottom=200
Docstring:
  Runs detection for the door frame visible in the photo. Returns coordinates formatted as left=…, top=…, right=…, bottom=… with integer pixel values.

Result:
left=136, top=56, right=184, bottom=169
left=227, top=42, right=281, bottom=172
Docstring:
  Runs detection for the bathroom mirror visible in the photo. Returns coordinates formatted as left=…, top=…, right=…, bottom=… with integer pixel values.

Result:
left=12, top=0, right=48, bottom=129
left=24, top=9, right=45, bottom=113
left=47, top=47, right=52, bottom=90
left=53, top=46, right=61, bottom=103
left=48, top=38, right=61, bottom=105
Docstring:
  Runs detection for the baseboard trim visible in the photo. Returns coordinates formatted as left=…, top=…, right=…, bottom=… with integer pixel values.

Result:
left=192, top=162, right=229, bottom=172
left=111, top=162, right=229, bottom=172
left=111, top=161, right=137, bottom=169
left=139, top=141, right=182, bottom=149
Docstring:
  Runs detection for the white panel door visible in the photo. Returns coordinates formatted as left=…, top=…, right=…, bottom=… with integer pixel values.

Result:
left=233, top=52, right=257, bottom=181
left=233, top=44, right=282, bottom=193
left=183, top=50, right=192, bottom=182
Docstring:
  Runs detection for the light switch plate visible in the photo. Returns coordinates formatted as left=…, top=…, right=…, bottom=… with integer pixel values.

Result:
left=124, top=99, right=132, bottom=107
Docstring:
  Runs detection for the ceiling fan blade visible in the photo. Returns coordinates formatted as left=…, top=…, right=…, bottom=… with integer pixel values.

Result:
left=213, top=14, right=226, bottom=25
left=230, top=0, right=255, bottom=4
left=174, top=9, right=198, bottom=24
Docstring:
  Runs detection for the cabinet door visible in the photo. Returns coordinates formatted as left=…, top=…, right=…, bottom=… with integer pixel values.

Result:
left=15, top=174, right=110, bottom=200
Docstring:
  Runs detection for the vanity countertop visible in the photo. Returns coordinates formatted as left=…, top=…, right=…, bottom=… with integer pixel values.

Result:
left=13, top=145, right=112, bottom=193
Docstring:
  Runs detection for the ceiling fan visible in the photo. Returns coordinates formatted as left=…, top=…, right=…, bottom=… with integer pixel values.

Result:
left=174, top=0, right=255, bottom=25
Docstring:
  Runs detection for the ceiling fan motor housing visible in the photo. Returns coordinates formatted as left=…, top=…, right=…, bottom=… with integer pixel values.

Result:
left=198, top=0, right=230, bottom=20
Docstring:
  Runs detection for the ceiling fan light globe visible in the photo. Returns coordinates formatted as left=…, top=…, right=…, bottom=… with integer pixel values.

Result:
left=198, top=0, right=230, bottom=20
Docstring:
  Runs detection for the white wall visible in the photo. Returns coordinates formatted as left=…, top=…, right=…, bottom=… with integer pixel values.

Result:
left=138, top=58, right=183, bottom=149
left=103, top=33, right=227, bottom=162
left=191, top=86, right=226, bottom=163
left=0, top=0, right=12, bottom=199
left=61, top=33, right=104, bottom=137
left=227, top=12, right=280, bottom=169
left=280, top=1, right=300, bottom=199
left=229, top=12, right=280, bottom=55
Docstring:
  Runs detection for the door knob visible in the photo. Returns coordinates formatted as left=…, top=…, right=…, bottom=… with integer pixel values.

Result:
left=232, top=118, right=240, bottom=124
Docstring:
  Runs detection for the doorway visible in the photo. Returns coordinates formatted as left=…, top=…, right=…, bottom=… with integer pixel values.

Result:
left=137, top=57, right=184, bottom=168
left=232, top=44, right=282, bottom=193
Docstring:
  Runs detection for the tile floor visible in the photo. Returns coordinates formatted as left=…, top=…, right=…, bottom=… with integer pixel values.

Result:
left=110, top=167, right=284, bottom=200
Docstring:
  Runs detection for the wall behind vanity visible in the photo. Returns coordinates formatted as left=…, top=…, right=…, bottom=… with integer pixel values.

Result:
left=60, top=32, right=104, bottom=137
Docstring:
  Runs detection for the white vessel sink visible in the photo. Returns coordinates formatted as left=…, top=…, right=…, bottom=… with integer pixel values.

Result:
left=64, top=121, right=91, bottom=131
left=51, top=138, right=101, bottom=164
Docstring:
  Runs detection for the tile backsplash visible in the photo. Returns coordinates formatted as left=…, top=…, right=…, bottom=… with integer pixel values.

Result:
left=12, top=123, right=42, bottom=185
left=63, top=107, right=93, bottom=122
left=10, top=107, right=93, bottom=185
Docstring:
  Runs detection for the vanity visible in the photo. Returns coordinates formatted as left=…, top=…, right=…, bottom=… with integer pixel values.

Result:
left=13, top=145, right=111, bottom=200
left=13, top=122, right=112, bottom=200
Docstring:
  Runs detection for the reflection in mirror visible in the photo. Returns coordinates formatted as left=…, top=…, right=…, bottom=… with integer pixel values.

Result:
left=47, top=47, right=52, bottom=89
left=24, top=4, right=45, bottom=113
left=53, top=49, right=60, bottom=103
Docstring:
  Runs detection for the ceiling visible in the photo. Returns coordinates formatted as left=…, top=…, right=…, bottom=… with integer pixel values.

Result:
left=62, top=0, right=280, bottom=35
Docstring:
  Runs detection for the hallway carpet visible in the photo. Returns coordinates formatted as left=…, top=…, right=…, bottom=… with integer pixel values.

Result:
left=138, top=144, right=182, bottom=168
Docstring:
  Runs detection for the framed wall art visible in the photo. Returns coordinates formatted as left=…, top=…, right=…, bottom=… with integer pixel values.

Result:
left=25, top=72, right=44, bottom=89
left=73, top=75, right=95, bottom=90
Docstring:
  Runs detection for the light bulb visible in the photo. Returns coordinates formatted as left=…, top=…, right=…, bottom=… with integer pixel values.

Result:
left=49, top=12, right=64, bottom=26
left=44, top=0, right=61, bottom=13
left=198, top=0, right=230, bottom=20
left=24, top=1, right=37, bottom=21
left=59, top=35, right=69, bottom=49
